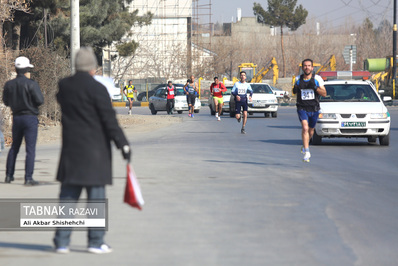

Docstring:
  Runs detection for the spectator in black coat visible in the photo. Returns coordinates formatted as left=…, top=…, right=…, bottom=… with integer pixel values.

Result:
left=3, top=56, right=44, bottom=185
left=53, top=47, right=131, bottom=254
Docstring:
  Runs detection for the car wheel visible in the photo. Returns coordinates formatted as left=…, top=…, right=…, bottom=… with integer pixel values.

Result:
left=210, top=107, right=215, bottom=115
left=264, top=112, right=270, bottom=118
left=149, top=104, right=157, bottom=115
left=312, top=130, right=322, bottom=145
left=230, top=110, right=235, bottom=117
left=368, top=136, right=377, bottom=144
left=272, top=112, right=277, bottom=118
left=379, top=133, right=390, bottom=146
left=194, top=109, right=199, bottom=113
left=177, top=111, right=183, bottom=114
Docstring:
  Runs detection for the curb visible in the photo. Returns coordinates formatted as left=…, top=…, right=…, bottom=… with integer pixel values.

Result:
left=112, top=101, right=149, bottom=107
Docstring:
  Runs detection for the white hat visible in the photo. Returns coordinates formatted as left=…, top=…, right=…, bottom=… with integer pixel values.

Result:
left=15, top=56, right=34, bottom=69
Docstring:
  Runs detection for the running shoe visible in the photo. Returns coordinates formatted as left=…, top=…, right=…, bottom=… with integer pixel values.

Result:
left=215, top=112, right=219, bottom=118
left=301, top=146, right=305, bottom=154
left=191, top=114, right=194, bottom=118
left=241, top=128, right=246, bottom=134
left=303, top=152, right=311, bottom=162
left=188, top=113, right=191, bottom=117
left=55, top=247, right=70, bottom=254
left=217, top=117, right=221, bottom=121
left=128, top=110, right=131, bottom=115
left=237, top=117, right=241, bottom=123
left=88, top=244, right=113, bottom=254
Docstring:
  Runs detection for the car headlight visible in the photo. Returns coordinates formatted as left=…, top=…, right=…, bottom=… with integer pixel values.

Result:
left=318, top=113, right=336, bottom=119
left=370, top=113, right=388, bottom=119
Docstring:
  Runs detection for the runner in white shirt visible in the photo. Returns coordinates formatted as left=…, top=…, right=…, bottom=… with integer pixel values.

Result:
left=231, top=71, right=253, bottom=134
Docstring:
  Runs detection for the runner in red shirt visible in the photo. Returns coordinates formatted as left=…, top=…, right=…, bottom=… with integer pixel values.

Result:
left=166, top=81, right=175, bottom=114
left=210, top=77, right=227, bottom=121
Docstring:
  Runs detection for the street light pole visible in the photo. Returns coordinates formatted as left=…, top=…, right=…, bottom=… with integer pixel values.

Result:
left=70, top=0, right=80, bottom=74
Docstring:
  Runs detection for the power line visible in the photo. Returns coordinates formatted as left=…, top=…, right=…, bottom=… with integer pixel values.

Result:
left=310, top=0, right=392, bottom=29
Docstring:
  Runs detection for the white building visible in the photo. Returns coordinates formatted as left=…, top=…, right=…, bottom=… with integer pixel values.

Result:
left=105, top=0, right=206, bottom=82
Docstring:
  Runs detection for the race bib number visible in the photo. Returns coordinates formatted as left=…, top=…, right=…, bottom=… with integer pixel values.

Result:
left=238, top=88, right=247, bottom=94
left=301, top=89, right=315, bottom=100
left=214, top=88, right=220, bottom=92
left=188, top=87, right=194, bottom=93
left=169, top=91, right=174, bottom=95
left=128, top=89, right=133, bottom=94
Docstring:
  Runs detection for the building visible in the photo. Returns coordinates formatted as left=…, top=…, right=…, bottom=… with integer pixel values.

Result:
left=105, top=0, right=213, bottom=83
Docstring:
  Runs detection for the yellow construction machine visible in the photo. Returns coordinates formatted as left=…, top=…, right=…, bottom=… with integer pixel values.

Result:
left=237, top=57, right=279, bottom=85
left=237, top=63, right=257, bottom=83
left=251, top=57, right=279, bottom=85
left=365, top=56, right=397, bottom=97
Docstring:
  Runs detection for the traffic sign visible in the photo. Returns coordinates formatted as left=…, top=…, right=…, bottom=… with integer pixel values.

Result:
left=343, top=45, right=357, bottom=64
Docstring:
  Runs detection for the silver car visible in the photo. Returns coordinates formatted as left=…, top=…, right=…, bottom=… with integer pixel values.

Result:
left=149, top=87, right=201, bottom=115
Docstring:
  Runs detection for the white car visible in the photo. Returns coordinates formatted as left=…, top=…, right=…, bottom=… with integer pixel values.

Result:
left=270, top=86, right=289, bottom=98
left=111, top=94, right=122, bottom=102
left=230, top=83, right=278, bottom=117
left=173, top=88, right=201, bottom=114
left=208, top=86, right=232, bottom=115
left=313, top=77, right=391, bottom=145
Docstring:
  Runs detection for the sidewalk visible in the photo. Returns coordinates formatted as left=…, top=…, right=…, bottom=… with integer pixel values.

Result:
left=0, top=142, right=142, bottom=266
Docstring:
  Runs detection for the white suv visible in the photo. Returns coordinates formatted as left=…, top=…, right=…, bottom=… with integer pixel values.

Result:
left=314, top=76, right=391, bottom=145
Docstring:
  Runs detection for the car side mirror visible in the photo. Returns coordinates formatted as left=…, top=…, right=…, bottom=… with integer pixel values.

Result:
left=383, top=96, right=392, bottom=102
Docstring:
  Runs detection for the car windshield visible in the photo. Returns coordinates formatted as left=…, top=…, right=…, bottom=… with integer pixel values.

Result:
left=321, top=84, right=380, bottom=102
left=250, top=84, right=273, bottom=94
left=176, top=88, right=185, bottom=96
left=225, top=87, right=232, bottom=95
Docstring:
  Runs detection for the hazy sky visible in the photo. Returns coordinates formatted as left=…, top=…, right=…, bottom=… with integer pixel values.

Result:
left=210, top=0, right=393, bottom=29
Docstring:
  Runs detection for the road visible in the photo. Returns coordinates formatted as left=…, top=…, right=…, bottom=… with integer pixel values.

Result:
left=0, top=106, right=397, bottom=266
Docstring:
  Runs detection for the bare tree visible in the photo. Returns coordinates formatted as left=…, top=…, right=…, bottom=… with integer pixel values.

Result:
left=0, top=0, right=30, bottom=54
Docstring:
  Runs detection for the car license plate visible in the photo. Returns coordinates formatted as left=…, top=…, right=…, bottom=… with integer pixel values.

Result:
left=253, top=103, right=265, bottom=107
left=341, top=122, right=366, bottom=127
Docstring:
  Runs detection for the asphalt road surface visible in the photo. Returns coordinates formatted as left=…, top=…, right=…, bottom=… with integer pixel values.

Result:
left=120, top=105, right=398, bottom=265
left=1, top=105, right=397, bottom=266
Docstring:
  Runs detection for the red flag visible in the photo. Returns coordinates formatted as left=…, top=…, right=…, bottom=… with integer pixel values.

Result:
left=124, top=164, right=144, bottom=210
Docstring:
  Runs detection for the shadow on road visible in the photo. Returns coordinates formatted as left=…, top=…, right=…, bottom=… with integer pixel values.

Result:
left=0, top=242, right=53, bottom=252
left=257, top=139, right=379, bottom=147
left=267, top=125, right=302, bottom=129
left=256, top=139, right=302, bottom=145
left=204, top=159, right=283, bottom=166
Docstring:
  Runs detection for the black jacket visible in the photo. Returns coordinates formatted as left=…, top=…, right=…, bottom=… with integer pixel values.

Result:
left=3, top=74, right=44, bottom=116
left=56, top=71, right=129, bottom=186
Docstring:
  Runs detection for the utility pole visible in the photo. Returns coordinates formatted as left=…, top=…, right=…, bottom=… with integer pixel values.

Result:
left=44, top=8, right=48, bottom=48
left=393, top=0, right=397, bottom=98
left=70, top=0, right=80, bottom=74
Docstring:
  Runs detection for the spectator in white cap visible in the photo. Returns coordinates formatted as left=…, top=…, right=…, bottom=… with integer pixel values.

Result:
left=3, top=56, right=44, bottom=185
left=53, top=47, right=131, bottom=254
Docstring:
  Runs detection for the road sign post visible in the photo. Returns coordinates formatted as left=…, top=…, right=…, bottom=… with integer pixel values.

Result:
left=343, top=45, right=357, bottom=71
